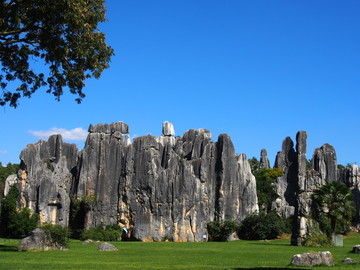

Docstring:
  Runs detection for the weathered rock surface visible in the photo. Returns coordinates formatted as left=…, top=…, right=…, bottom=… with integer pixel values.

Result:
left=290, top=251, right=334, bottom=267
left=14, top=121, right=258, bottom=242
left=98, top=242, right=118, bottom=251
left=17, top=228, right=65, bottom=251
left=18, top=135, right=78, bottom=226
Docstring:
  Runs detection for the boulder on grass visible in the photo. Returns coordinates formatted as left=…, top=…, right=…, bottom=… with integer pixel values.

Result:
left=290, top=251, right=334, bottom=266
left=342, top=257, right=357, bottom=264
left=352, top=245, right=360, bottom=254
left=18, top=228, right=66, bottom=251
left=98, top=242, right=118, bottom=251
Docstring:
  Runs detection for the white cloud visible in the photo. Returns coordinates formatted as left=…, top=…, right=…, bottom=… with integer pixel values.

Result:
left=0, top=150, right=8, bottom=154
left=29, top=127, right=88, bottom=141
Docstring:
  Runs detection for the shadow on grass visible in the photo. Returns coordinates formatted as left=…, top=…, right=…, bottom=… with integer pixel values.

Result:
left=0, top=244, right=18, bottom=252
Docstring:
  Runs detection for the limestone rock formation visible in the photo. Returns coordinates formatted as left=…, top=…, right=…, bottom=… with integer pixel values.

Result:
left=259, top=149, right=270, bottom=169
left=18, top=135, right=78, bottom=226
left=272, top=136, right=297, bottom=218
left=14, top=121, right=258, bottom=242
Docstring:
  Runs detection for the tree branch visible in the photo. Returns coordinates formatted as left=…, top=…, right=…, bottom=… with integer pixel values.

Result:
left=0, top=38, right=39, bottom=46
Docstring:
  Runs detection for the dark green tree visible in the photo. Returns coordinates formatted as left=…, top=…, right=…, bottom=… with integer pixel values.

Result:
left=248, top=157, right=260, bottom=173
left=0, top=0, right=114, bottom=107
left=0, top=185, right=38, bottom=238
left=313, top=181, right=355, bottom=237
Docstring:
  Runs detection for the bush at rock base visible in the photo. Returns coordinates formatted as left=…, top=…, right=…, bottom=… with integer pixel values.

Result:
left=207, top=220, right=239, bottom=241
left=40, top=223, right=71, bottom=248
left=238, top=212, right=285, bottom=240
left=80, top=224, right=122, bottom=241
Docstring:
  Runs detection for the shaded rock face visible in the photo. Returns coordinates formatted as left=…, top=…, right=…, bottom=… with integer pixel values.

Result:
left=272, top=136, right=297, bottom=218
left=14, top=121, right=258, bottom=242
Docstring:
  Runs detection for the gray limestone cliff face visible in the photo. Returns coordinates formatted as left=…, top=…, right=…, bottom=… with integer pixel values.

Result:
left=74, top=123, right=129, bottom=228
left=18, top=135, right=78, bottom=226
left=15, top=121, right=258, bottom=242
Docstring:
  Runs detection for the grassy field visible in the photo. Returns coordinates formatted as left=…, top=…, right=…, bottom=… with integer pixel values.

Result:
left=0, top=234, right=360, bottom=270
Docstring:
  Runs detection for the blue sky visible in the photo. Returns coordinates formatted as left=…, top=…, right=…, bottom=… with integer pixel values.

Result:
left=1, top=0, right=359, bottom=166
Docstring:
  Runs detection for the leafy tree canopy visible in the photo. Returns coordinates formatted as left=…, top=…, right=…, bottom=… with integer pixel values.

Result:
left=253, top=168, right=283, bottom=212
left=0, top=0, right=114, bottom=107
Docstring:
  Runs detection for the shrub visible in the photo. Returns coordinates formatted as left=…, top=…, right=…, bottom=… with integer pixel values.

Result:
left=80, top=224, right=121, bottom=241
left=302, top=234, right=331, bottom=247
left=238, top=212, right=285, bottom=240
left=207, top=220, right=239, bottom=241
left=41, top=223, right=70, bottom=248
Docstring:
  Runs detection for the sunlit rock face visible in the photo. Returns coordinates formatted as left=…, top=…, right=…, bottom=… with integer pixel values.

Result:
left=13, top=121, right=258, bottom=241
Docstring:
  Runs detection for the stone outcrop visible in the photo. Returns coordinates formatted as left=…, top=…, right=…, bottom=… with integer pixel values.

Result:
left=10, top=121, right=258, bottom=242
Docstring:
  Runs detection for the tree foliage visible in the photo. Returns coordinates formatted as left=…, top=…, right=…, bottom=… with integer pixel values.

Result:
left=253, top=168, right=283, bottom=212
left=0, top=184, right=38, bottom=238
left=313, top=181, right=355, bottom=237
left=0, top=0, right=114, bottom=107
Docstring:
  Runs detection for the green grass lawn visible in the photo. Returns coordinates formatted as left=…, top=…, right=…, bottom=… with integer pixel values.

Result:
left=0, top=234, right=359, bottom=270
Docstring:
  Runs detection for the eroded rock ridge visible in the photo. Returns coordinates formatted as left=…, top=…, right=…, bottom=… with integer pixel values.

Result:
left=14, top=121, right=258, bottom=241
